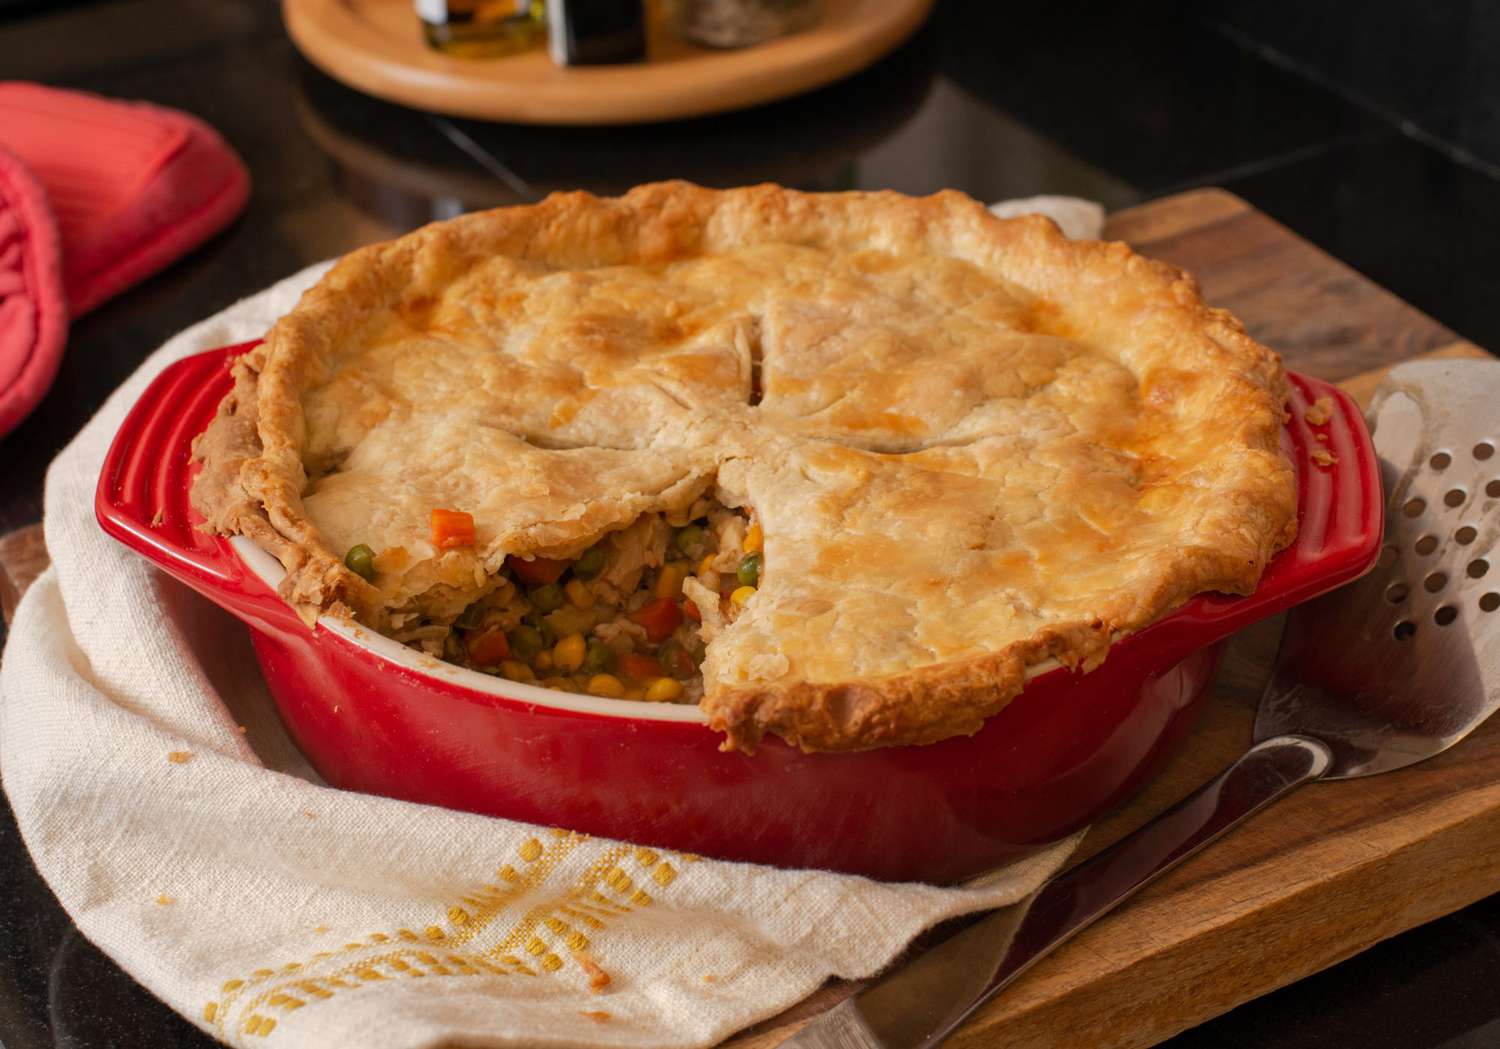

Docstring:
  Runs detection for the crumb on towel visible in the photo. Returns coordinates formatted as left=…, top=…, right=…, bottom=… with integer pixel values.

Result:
left=167, top=751, right=193, bottom=764
left=573, top=949, right=612, bottom=993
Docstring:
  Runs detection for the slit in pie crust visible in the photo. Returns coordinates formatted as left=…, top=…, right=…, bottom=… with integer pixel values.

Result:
left=191, top=182, right=1297, bottom=754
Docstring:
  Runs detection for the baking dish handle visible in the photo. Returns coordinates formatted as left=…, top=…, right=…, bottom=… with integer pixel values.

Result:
left=94, top=341, right=305, bottom=639
left=96, top=355, right=1377, bottom=653
left=1169, top=371, right=1384, bottom=639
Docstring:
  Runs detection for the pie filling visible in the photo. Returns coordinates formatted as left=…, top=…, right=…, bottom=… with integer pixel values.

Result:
left=363, top=498, right=760, bottom=703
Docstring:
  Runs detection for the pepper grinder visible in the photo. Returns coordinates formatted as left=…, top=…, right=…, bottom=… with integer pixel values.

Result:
left=545, top=0, right=648, bottom=64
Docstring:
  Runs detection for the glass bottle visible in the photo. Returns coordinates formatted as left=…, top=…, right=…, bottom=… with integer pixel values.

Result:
left=415, top=0, right=546, bottom=59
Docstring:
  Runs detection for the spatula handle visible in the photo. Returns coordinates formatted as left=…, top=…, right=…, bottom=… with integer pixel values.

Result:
left=783, top=735, right=1332, bottom=1049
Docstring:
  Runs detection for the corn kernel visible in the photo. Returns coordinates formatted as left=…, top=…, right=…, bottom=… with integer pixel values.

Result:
left=655, top=562, right=689, bottom=600
left=564, top=579, right=595, bottom=610
left=645, top=677, right=683, bottom=702
left=730, top=585, right=756, bottom=607
left=553, top=633, right=586, bottom=671
left=541, top=676, right=567, bottom=690
left=499, top=660, right=535, bottom=683
left=697, top=555, right=716, bottom=577
left=531, top=650, right=554, bottom=672
left=742, top=524, right=763, bottom=554
left=623, top=687, right=645, bottom=700
left=586, top=674, right=624, bottom=698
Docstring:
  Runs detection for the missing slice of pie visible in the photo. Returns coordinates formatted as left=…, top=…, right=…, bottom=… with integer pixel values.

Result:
left=191, top=182, right=1297, bottom=754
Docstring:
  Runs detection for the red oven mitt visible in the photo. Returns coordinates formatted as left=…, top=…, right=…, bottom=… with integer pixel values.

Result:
left=0, top=142, right=65, bottom=439
left=0, top=81, right=250, bottom=318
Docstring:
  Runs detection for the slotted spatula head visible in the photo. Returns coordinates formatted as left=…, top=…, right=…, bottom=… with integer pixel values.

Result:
left=1255, top=359, right=1500, bottom=779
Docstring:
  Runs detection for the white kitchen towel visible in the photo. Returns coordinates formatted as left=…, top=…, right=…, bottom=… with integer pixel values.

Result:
left=0, top=197, right=1102, bottom=1049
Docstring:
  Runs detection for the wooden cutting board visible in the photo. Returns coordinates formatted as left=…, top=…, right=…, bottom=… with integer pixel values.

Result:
left=2, top=190, right=1495, bottom=1048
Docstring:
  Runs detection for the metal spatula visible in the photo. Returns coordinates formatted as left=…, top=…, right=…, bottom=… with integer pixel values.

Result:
left=784, top=359, right=1500, bottom=1049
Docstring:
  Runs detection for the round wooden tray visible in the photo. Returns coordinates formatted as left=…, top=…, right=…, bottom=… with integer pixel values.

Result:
left=282, top=0, right=933, bottom=125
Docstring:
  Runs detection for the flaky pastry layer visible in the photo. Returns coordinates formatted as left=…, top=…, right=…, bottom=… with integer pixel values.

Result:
left=192, top=182, right=1297, bottom=753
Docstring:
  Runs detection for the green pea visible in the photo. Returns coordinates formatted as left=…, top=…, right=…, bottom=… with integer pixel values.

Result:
left=508, top=625, right=546, bottom=661
left=573, top=546, right=607, bottom=580
left=674, top=524, right=705, bottom=556
left=454, top=601, right=487, bottom=629
left=736, top=553, right=762, bottom=587
left=582, top=639, right=616, bottom=675
left=545, top=605, right=594, bottom=638
left=529, top=583, right=565, bottom=612
left=344, top=544, right=376, bottom=582
left=522, top=613, right=557, bottom=647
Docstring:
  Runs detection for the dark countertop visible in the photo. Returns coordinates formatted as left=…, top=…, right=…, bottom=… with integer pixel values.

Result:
left=2, top=1, right=1499, bottom=1045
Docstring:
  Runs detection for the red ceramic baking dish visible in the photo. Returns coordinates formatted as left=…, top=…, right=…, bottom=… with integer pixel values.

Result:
left=97, top=342, right=1382, bottom=883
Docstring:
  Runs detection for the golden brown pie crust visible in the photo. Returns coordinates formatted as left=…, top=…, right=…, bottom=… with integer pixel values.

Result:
left=191, top=182, right=1297, bottom=753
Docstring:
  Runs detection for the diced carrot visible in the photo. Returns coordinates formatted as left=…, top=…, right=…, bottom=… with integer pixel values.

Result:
left=431, top=508, right=476, bottom=549
left=682, top=599, right=701, bottom=623
left=466, top=628, right=510, bottom=666
left=630, top=597, right=684, bottom=644
left=506, top=555, right=568, bottom=587
left=621, top=652, right=664, bottom=682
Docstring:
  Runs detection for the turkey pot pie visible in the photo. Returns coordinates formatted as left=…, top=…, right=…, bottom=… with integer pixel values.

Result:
left=191, top=182, right=1297, bottom=754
